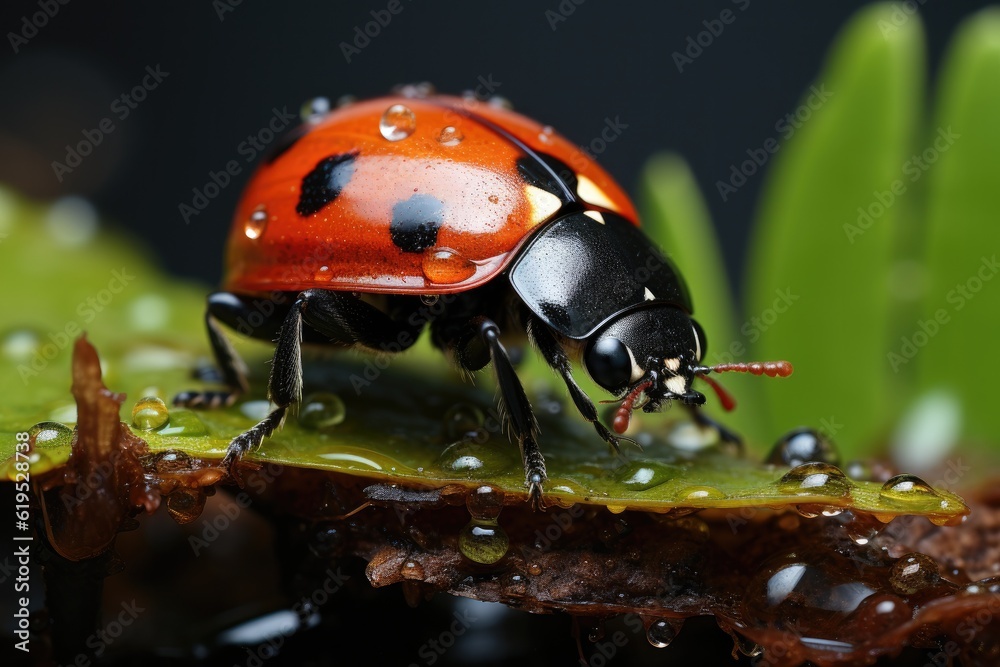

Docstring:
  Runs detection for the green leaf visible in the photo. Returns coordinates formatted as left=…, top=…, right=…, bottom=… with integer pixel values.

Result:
left=916, top=8, right=1000, bottom=444
left=638, top=154, right=766, bottom=446
left=745, top=3, right=925, bottom=457
left=0, top=188, right=967, bottom=522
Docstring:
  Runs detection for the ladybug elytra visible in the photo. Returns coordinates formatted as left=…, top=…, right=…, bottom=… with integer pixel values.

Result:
left=176, top=87, right=792, bottom=504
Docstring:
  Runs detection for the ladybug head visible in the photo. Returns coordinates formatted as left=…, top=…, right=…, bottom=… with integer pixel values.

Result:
left=583, top=306, right=793, bottom=435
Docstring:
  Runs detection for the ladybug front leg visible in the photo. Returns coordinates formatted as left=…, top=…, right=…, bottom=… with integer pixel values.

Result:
left=527, top=317, right=628, bottom=457
left=454, top=316, right=546, bottom=508
left=222, top=289, right=426, bottom=477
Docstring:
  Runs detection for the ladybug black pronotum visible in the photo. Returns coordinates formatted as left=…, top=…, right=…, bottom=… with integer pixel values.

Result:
left=175, top=86, right=793, bottom=504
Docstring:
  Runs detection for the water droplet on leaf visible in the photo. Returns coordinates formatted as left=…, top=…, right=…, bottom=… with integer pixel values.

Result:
left=298, top=392, right=346, bottom=430
left=131, top=396, right=169, bottom=430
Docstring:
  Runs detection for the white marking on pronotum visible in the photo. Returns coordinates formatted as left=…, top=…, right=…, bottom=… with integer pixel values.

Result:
left=523, top=184, right=562, bottom=226
left=692, top=323, right=702, bottom=361
left=576, top=174, right=619, bottom=211
left=663, top=357, right=681, bottom=372
left=583, top=210, right=606, bottom=224
left=644, top=287, right=655, bottom=301
left=627, top=346, right=644, bottom=384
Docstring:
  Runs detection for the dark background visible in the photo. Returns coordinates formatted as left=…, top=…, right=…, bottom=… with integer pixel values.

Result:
left=0, top=0, right=988, bottom=294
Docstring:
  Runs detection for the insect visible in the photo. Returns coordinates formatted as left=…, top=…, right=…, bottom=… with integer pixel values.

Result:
left=175, top=86, right=793, bottom=503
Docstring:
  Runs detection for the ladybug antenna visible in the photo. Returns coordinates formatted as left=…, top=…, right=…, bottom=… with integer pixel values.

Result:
left=691, top=360, right=794, bottom=379
left=611, top=379, right=654, bottom=435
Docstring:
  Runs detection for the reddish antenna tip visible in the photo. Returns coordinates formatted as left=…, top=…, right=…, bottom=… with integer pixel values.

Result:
left=705, top=360, right=793, bottom=378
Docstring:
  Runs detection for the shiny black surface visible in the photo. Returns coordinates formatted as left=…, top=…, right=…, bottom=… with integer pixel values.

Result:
left=509, top=212, right=692, bottom=339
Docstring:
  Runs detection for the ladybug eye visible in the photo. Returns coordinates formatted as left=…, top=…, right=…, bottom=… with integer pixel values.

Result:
left=585, top=337, right=633, bottom=392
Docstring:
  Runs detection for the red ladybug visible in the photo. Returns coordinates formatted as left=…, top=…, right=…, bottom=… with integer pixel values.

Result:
left=176, top=86, right=791, bottom=503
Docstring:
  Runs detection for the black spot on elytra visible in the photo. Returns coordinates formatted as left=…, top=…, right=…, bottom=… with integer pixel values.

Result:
left=390, top=194, right=444, bottom=253
left=516, top=152, right=578, bottom=204
left=296, top=152, right=357, bottom=216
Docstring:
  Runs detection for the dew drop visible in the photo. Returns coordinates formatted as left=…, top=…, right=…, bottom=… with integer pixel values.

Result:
left=379, top=104, right=417, bottom=141
left=28, top=421, right=73, bottom=448
left=165, top=488, right=207, bottom=524
left=488, top=95, right=512, bottom=109
left=401, top=560, right=425, bottom=580
left=335, top=94, right=356, bottom=108
left=157, top=409, right=208, bottom=437
left=245, top=206, right=268, bottom=240
left=846, top=593, right=911, bottom=636
left=131, top=396, right=169, bottom=431
left=420, top=294, right=440, bottom=307
left=777, top=462, right=851, bottom=497
left=538, top=125, right=555, bottom=144
left=422, top=248, right=476, bottom=285
left=3, top=328, right=40, bottom=361
left=733, top=634, right=764, bottom=658
left=678, top=486, right=725, bottom=501
left=527, top=562, right=543, bottom=576
left=298, top=392, right=346, bottom=430
left=467, top=484, right=504, bottom=520
left=436, top=126, right=464, bottom=146
left=299, top=96, right=331, bottom=123
left=459, top=518, right=509, bottom=564
left=646, top=618, right=682, bottom=648
left=889, top=553, right=939, bottom=595
left=443, top=403, right=485, bottom=440
left=766, top=427, right=840, bottom=467
left=880, top=473, right=939, bottom=503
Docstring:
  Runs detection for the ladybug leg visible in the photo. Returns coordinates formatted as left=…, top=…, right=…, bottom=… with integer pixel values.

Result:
left=527, top=318, right=628, bottom=458
left=455, top=316, right=546, bottom=507
left=174, top=294, right=255, bottom=409
left=223, top=289, right=426, bottom=478
left=685, top=406, right=743, bottom=452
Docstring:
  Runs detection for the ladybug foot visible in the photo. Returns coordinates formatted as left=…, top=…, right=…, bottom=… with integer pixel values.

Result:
left=173, top=390, right=239, bottom=410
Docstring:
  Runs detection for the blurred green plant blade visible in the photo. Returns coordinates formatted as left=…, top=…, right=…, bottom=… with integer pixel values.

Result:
left=746, top=4, right=925, bottom=458
left=916, top=8, right=1000, bottom=446
left=638, top=154, right=765, bottom=445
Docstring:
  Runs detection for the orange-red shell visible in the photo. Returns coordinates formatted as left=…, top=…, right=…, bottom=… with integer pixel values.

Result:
left=223, top=95, right=639, bottom=295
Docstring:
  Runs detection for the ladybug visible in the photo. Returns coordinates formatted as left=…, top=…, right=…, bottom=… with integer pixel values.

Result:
left=176, top=86, right=792, bottom=503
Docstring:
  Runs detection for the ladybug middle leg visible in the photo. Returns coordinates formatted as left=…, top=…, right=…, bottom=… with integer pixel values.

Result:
left=449, top=316, right=547, bottom=506
left=527, top=317, right=629, bottom=457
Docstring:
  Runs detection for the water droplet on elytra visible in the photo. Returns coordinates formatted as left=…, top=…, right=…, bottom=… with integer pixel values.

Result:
left=766, top=427, right=840, bottom=467
left=131, top=396, right=169, bottom=431
left=245, top=206, right=267, bottom=240
left=459, top=518, right=509, bottom=564
left=777, top=462, right=851, bottom=497
left=298, top=392, right=346, bottom=430
left=889, top=553, right=939, bottom=595
left=29, top=421, right=73, bottom=448
left=379, top=104, right=416, bottom=141
left=880, top=473, right=939, bottom=503
left=422, top=248, right=476, bottom=284
left=436, top=126, right=463, bottom=146
left=300, top=96, right=331, bottom=123
left=538, top=125, right=554, bottom=144
left=647, top=618, right=682, bottom=648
